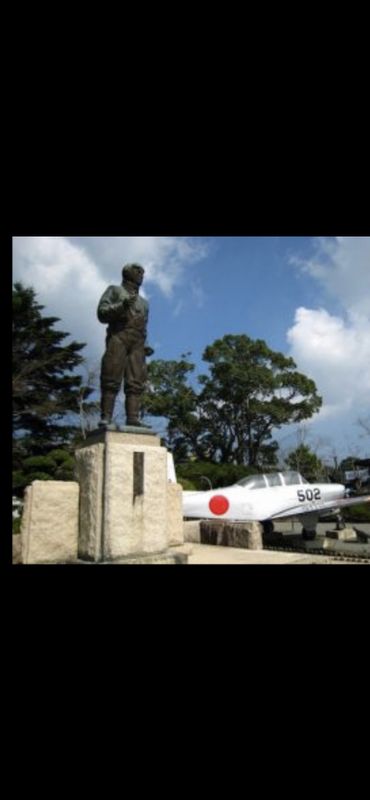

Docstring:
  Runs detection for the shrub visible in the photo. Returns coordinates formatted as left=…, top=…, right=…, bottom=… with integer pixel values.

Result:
left=342, top=504, right=370, bottom=523
left=13, top=517, right=22, bottom=534
left=176, top=460, right=254, bottom=490
left=176, top=477, right=197, bottom=491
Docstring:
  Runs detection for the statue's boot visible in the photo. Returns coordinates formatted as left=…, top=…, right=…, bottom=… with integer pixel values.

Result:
left=125, top=395, right=150, bottom=427
left=99, top=391, right=117, bottom=428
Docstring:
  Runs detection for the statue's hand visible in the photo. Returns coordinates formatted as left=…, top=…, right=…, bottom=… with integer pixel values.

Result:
left=122, top=296, right=136, bottom=312
left=144, top=346, right=155, bottom=357
left=107, top=301, right=127, bottom=320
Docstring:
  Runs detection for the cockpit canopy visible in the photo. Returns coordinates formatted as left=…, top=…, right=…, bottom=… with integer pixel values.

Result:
left=235, top=471, right=309, bottom=489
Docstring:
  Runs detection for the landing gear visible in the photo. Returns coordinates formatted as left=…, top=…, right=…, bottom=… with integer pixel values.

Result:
left=335, top=512, right=346, bottom=531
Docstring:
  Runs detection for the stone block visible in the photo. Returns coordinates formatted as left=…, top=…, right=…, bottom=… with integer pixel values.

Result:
left=75, top=443, right=105, bottom=561
left=21, top=481, right=79, bottom=564
left=75, top=431, right=174, bottom=562
left=103, top=442, right=169, bottom=558
left=325, top=527, right=358, bottom=542
left=200, top=520, right=263, bottom=550
left=167, top=483, right=184, bottom=546
left=184, top=520, right=201, bottom=543
left=12, top=535, right=22, bottom=564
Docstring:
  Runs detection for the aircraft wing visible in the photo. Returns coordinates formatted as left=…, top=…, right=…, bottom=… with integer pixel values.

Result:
left=270, top=494, right=370, bottom=520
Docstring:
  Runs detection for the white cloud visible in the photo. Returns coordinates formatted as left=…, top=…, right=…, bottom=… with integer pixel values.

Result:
left=290, top=236, right=370, bottom=318
left=287, top=307, right=370, bottom=411
left=13, top=236, right=104, bottom=294
left=13, top=237, right=108, bottom=364
left=12, top=236, right=209, bottom=367
left=66, top=236, right=209, bottom=297
left=286, top=237, right=370, bottom=454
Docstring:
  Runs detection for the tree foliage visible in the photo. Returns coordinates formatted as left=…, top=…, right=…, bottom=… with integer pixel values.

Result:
left=144, top=335, right=322, bottom=467
left=143, top=355, right=201, bottom=460
left=13, top=283, right=91, bottom=443
left=12, top=283, right=94, bottom=493
left=176, top=460, right=256, bottom=491
left=285, top=444, right=325, bottom=482
left=13, top=448, right=76, bottom=492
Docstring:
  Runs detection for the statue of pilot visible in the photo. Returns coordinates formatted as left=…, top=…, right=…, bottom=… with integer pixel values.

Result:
left=97, top=263, right=153, bottom=428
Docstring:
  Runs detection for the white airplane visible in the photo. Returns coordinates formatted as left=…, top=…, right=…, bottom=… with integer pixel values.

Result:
left=169, top=459, right=370, bottom=540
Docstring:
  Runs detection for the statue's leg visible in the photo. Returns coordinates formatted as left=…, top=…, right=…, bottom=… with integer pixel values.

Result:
left=124, top=339, right=147, bottom=426
left=125, top=394, right=142, bottom=426
left=100, top=333, right=127, bottom=426
left=99, top=392, right=117, bottom=427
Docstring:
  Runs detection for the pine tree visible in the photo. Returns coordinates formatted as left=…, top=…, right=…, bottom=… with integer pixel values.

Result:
left=13, top=283, right=93, bottom=492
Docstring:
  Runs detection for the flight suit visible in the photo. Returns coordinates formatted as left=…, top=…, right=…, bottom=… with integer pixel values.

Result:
left=97, top=284, right=149, bottom=425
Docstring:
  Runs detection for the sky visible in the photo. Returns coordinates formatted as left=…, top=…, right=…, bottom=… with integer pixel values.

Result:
left=12, top=236, right=370, bottom=463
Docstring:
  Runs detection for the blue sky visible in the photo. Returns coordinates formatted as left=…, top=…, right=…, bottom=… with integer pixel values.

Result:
left=13, top=236, right=370, bottom=462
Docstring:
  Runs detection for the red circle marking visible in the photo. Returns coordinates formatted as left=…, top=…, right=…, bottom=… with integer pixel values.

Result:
left=209, top=495, right=230, bottom=516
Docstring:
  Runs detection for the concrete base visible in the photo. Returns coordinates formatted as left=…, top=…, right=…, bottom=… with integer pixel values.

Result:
left=16, top=431, right=184, bottom=566
left=75, top=430, right=184, bottom=562
left=187, top=544, right=364, bottom=565
left=325, top=527, right=358, bottom=542
left=199, top=520, right=263, bottom=550
left=321, top=538, right=370, bottom=556
left=301, top=536, right=370, bottom=557
left=78, top=551, right=188, bottom=565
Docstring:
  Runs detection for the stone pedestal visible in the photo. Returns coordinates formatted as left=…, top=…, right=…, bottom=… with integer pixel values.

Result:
left=21, top=481, right=79, bottom=564
left=75, top=429, right=185, bottom=563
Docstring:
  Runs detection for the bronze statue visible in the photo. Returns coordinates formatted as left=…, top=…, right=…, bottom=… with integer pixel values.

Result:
left=97, top=264, right=153, bottom=428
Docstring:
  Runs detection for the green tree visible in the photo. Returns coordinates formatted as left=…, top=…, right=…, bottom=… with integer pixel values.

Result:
left=197, top=335, right=322, bottom=466
left=340, top=456, right=360, bottom=472
left=176, top=460, right=255, bottom=490
left=143, top=334, right=322, bottom=467
left=13, top=448, right=76, bottom=492
left=144, top=355, right=200, bottom=460
left=13, top=283, right=88, bottom=443
left=12, top=283, right=94, bottom=493
left=285, top=444, right=325, bottom=481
